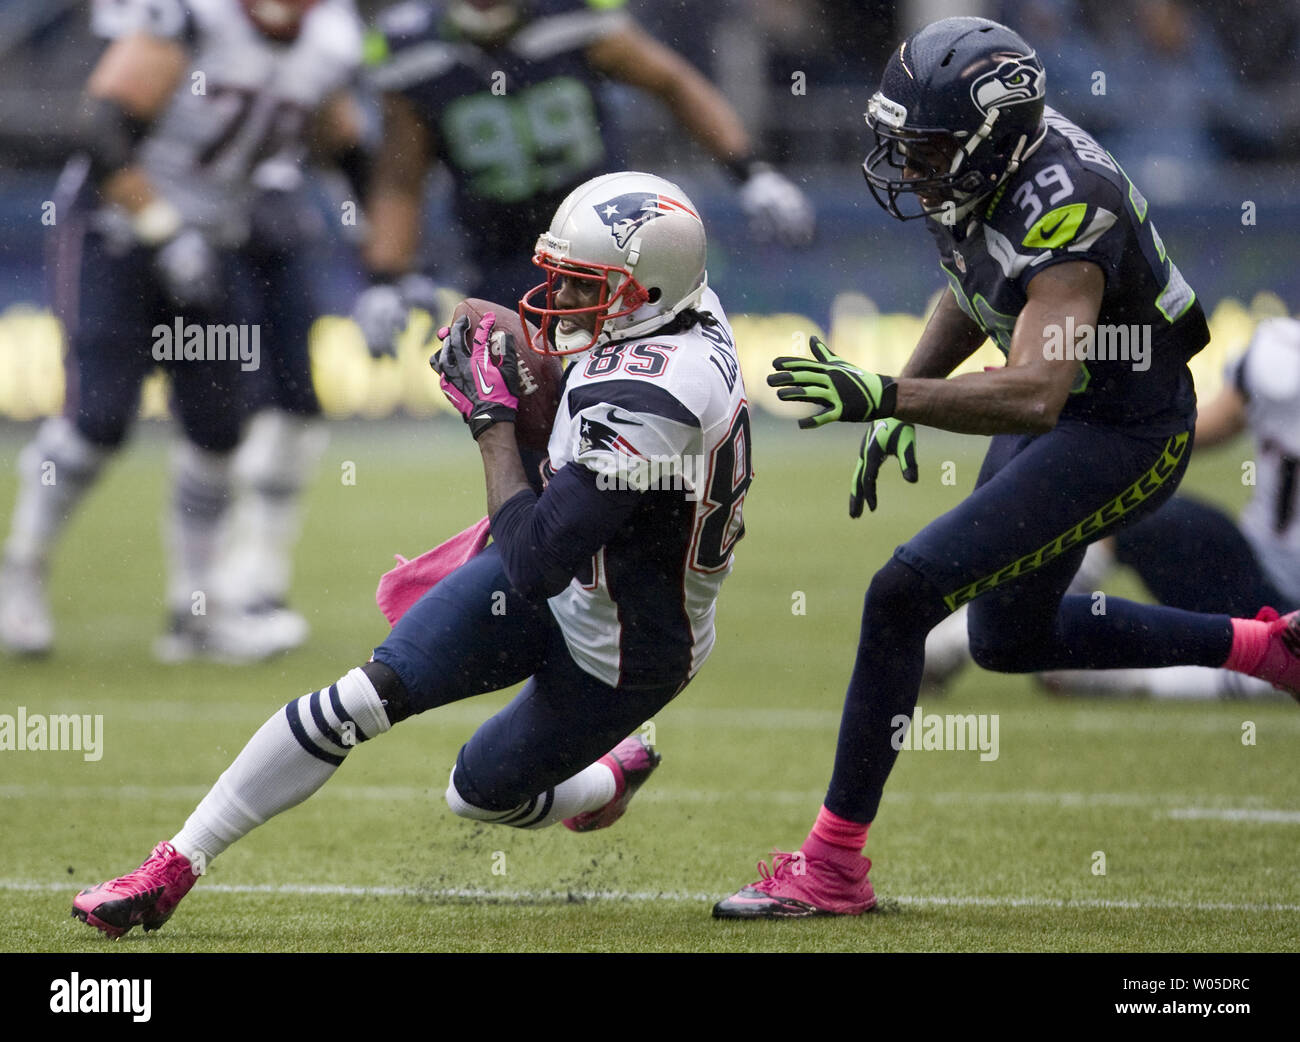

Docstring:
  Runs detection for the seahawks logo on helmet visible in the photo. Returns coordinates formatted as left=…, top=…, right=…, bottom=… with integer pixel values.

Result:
left=970, top=54, right=1045, bottom=115
left=594, top=193, right=700, bottom=250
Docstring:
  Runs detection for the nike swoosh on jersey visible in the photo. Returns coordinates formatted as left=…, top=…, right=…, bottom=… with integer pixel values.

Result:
left=604, top=406, right=645, bottom=427
left=1037, top=212, right=1069, bottom=240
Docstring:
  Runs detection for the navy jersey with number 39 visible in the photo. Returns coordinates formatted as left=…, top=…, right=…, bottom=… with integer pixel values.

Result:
left=929, top=107, right=1210, bottom=433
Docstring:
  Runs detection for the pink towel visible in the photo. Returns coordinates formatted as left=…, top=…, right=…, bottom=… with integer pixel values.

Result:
left=376, top=516, right=492, bottom=625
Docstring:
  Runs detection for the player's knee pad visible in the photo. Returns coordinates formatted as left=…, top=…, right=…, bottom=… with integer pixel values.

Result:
left=171, top=441, right=233, bottom=522
left=360, top=660, right=414, bottom=726
left=186, top=426, right=243, bottom=456
left=233, top=409, right=327, bottom=495
left=966, top=592, right=1056, bottom=673
left=178, top=403, right=243, bottom=455
left=863, top=557, right=948, bottom=636
left=445, top=767, right=503, bottom=822
left=444, top=767, right=555, bottom=829
left=444, top=753, right=550, bottom=824
left=967, top=633, right=1040, bottom=673
left=26, top=416, right=110, bottom=485
left=67, top=406, right=133, bottom=451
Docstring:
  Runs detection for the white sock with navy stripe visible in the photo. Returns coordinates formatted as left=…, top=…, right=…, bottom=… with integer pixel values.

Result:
left=170, top=668, right=389, bottom=867
left=166, top=441, right=232, bottom=615
left=444, top=762, right=616, bottom=830
left=5, top=417, right=108, bottom=565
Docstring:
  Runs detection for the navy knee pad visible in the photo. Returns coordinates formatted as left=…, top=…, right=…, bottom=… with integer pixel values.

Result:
left=450, top=746, right=525, bottom=814
left=968, top=634, right=1039, bottom=673
left=863, top=556, right=949, bottom=638
left=361, top=660, right=414, bottom=726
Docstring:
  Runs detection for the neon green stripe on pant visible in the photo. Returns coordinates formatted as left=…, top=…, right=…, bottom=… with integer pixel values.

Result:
left=944, top=431, right=1189, bottom=611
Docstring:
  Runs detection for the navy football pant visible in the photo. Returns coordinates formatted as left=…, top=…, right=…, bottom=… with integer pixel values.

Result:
left=56, top=228, right=248, bottom=453
left=237, top=242, right=321, bottom=418
left=1113, top=495, right=1295, bottom=615
left=826, top=420, right=1235, bottom=823
left=372, top=545, right=683, bottom=812
left=239, top=186, right=332, bottom=418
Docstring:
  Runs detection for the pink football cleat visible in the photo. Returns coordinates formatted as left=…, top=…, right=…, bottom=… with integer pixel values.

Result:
left=72, top=842, right=200, bottom=939
left=712, top=849, right=876, bottom=918
left=564, top=733, right=661, bottom=832
left=1243, top=608, right=1300, bottom=700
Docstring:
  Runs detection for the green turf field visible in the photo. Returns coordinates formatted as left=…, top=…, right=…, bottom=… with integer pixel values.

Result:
left=1, top=418, right=1297, bottom=953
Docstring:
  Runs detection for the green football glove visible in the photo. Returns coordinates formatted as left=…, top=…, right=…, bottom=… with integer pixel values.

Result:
left=767, top=336, right=898, bottom=429
left=849, top=418, right=917, bottom=517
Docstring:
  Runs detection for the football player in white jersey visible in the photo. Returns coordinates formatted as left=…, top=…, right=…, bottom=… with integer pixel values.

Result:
left=923, top=318, right=1300, bottom=700
left=71, top=171, right=754, bottom=939
left=0, top=0, right=365, bottom=660
left=1226, top=317, right=1300, bottom=603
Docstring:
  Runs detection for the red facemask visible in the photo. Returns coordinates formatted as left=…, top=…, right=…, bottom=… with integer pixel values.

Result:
left=518, top=252, right=649, bottom=357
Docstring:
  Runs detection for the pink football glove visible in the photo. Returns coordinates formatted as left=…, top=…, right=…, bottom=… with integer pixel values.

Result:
left=431, top=312, right=521, bottom=439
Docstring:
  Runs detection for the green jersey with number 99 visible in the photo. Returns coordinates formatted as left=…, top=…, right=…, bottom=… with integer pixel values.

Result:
left=367, top=0, right=627, bottom=261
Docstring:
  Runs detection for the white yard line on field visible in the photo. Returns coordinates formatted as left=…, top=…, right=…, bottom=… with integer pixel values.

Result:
left=1167, top=807, right=1300, bottom=824
left=7, top=878, right=1299, bottom=913
left=49, top=702, right=1300, bottom=733
left=3, top=782, right=1296, bottom=821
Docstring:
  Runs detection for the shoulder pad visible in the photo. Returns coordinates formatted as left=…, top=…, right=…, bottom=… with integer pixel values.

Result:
left=92, top=0, right=194, bottom=41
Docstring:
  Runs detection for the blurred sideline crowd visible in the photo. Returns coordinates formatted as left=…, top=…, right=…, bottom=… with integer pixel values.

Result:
left=3, top=0, right=1299, bottom=181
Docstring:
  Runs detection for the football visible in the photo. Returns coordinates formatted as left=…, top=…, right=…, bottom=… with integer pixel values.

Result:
left=451, top=297, right=563, bottom=452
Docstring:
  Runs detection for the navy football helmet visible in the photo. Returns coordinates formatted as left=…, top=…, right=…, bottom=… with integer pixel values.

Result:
left=863, top=17, right=1047, bottom=222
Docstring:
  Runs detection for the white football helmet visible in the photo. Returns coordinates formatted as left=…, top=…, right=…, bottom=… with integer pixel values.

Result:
left=519, top=171, right=708, bottom=356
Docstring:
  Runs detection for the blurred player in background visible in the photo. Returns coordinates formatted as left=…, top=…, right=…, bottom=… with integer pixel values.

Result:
left=71, top=170, right=755, bottom=938
left=352, top=0, right=815, bottom=356
left=923, top=314, right=1300, bottom=700
left=714, top=17, right=1300, bottom=919
left=214, top=122, right=372, bottom=652
left=0, top=0, right=366, bottom=660
left=1042, top=315, right=1299, bottom=699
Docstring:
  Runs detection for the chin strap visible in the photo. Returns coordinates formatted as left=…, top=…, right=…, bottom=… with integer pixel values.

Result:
left=992, top=118, right=1049, bottom=185
left=934, top=112, right=1047, bottom=227
left=1001, top=133, right=1029, bottom=183
left=953, top=109, right=1047, bottom=190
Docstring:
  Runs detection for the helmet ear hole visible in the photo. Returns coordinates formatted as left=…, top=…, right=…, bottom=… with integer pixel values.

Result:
left=646, top=288, right=662, bottom=304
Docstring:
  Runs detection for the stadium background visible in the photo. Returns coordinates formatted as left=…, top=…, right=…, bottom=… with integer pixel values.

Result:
left=2, top=0, right=1299, bottom=421
left=2, top=1, right=1299, bottom=956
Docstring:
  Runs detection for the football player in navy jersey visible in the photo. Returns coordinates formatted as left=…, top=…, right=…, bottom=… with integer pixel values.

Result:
left=713, top=17, right=1300, bottom=919
left=71, top=170, right=755, bottom=939
left=352, top=0, right=814, bottom=355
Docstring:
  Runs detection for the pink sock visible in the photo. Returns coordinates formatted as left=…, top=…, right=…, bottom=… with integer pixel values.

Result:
left=806, top=805, right=869, bottom=858
left=1223, top=615, right=1274, bottom=674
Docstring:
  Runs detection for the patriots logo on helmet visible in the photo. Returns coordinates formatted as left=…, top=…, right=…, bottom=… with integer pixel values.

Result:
left=970, top=54, right=1045, bottom=115
left=594, top=193, right=700, bottom=250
